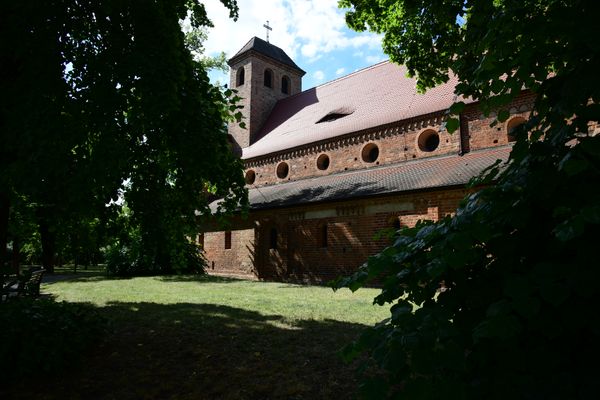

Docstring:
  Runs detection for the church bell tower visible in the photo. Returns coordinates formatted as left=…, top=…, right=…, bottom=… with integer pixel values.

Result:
left=227, top=36, right=305, bottom=150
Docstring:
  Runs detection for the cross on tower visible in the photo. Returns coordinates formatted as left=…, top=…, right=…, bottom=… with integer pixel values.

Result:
left=263, top=20, right=272, bottom=43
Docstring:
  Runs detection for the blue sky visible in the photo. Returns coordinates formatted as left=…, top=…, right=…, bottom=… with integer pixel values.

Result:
left=202, top=0, right=387, bottom=89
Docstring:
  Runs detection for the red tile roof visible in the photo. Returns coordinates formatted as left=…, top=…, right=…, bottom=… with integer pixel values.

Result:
left=242, top=61, right=464, bottom=159
left=224, top=146, right=511, bottom=211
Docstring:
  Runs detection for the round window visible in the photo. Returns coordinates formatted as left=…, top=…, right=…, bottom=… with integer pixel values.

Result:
left=418, top=130, right=440, bottom=152
left=276, top=162, right=289, bottom=179
left=361, top=143, right=379, bottom=163
left=316, top=154, right=330, bottom=170
left=507, top=116, right=526, bottom=142
left=245, top=170, right=256, bottom=185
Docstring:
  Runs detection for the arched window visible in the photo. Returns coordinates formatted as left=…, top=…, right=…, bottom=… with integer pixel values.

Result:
left=281, top=75, right=290, bottom=94
left=224, top=231, right=232, bottom=249
left=319, top=223, right=328, bottom=248
left=236, top=67, right=245, bottom=86
left=506, top=116, right=526, bottom=142
left=389, top=216, right=401, bottom=231
left=264, top=69, right=273, bottom=88
left=269, top=227, right=278, bottom=250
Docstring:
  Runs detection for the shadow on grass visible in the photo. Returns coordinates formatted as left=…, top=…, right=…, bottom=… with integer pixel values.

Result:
left=43, top=273, right=249, bottom=287
left=4, top=301, right=368, bottom=400
left=42, top=272, right=109, bottom=285
left=156, top=274, right=244, bottom=284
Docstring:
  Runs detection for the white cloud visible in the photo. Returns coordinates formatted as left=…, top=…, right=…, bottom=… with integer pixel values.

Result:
left=202, top=0, right=382, bottom=61
left=335, top=67, right=345, bottom=75
left=301, top=43, right=318, bottom=58
left=313, top=70, right=325, bottom=81
left=366, top=55, right=386, bottom=64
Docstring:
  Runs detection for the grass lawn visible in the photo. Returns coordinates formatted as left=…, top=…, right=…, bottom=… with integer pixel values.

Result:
left=9, top=274, right=389, bottom=400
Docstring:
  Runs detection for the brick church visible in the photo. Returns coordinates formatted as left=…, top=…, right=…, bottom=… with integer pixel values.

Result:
left=201, top=36, right=533, bottom=283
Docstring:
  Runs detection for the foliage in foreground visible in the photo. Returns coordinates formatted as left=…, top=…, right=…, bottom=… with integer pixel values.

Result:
left=0, top=298, right=105, bottom=383
left=335, top=0, right=600, bottom=398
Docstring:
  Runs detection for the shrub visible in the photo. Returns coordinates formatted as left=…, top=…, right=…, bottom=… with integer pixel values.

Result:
left=104, top=238, right=205, bottom=277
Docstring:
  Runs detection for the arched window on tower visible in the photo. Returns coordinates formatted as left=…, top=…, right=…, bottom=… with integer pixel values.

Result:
left=236, top=67, right=245, bottom=86
left=281, top=75, right=290, bottom=94
left=264, top=69, right=273, bottom=88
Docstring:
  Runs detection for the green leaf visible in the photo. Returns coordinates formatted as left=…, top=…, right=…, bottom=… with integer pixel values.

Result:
left=358, top=377, right=389, bottom=399
left=539, top=281, right=570, bottom=307
left=426, top=259, right=445, bottom=278
left=558, top=154, right=588, bottom=176
left=554, top=216, right=585, bottom=242
left=512, top=296, right=541, bottom=319
left=448, top=101, right=466, bottom=114
left=391, top=300, right=413, bottom=322
left=445, top=117, right=460, bottom=133
left=582, top=206, right=600, bottom=223
left=580, top=136, right=600, bottom=156
left=473, top=314, right=521, bottom=341
left=491, top=79, right=505, bottom=94
left=497, top=109, right=510, bottom=122
left=486, top=299, right=511, bottom=317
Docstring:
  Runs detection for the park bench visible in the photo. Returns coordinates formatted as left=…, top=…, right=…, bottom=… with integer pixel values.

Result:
left=1, top=268, right=45, bottom=302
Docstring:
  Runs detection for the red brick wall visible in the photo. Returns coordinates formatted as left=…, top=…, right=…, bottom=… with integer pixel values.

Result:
left=243, top=93, right=536, bottom=187
left=204, top=226, right=256, bottom=278
left=228, top=53, right=303, bottom=149
left=202, top=188, right=467, bottom=283
left=207, top=83, right=538, bottom=283
left=244, top=113, right=460, bottom=186
left=463, top=92, right=536, bottom=151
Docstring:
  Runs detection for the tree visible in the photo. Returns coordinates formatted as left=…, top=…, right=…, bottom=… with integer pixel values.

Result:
left=335, top=0, right=600, bottom=398
left=0, top=1, right=247, bottom=274
left=184, top=27, right=229, bottom=73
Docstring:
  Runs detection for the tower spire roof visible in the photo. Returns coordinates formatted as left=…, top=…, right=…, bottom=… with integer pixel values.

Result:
left=228, top=36, right=305, bottom=75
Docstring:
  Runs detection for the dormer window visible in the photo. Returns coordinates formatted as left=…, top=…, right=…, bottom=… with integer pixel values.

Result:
left=281, top=75, right=290, bottom=94
left=236, top=67, right=245, bottom=86
left=264, top=69, right=273, bottom=88
left=316, top=107, right=354, bottom=124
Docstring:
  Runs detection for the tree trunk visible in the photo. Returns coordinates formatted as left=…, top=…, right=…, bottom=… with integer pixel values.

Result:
left=39, top=216, right=55, bottom=273
left=12, top=238, right=20, bottom=274
left=0, top=191, right=9, bottom=272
